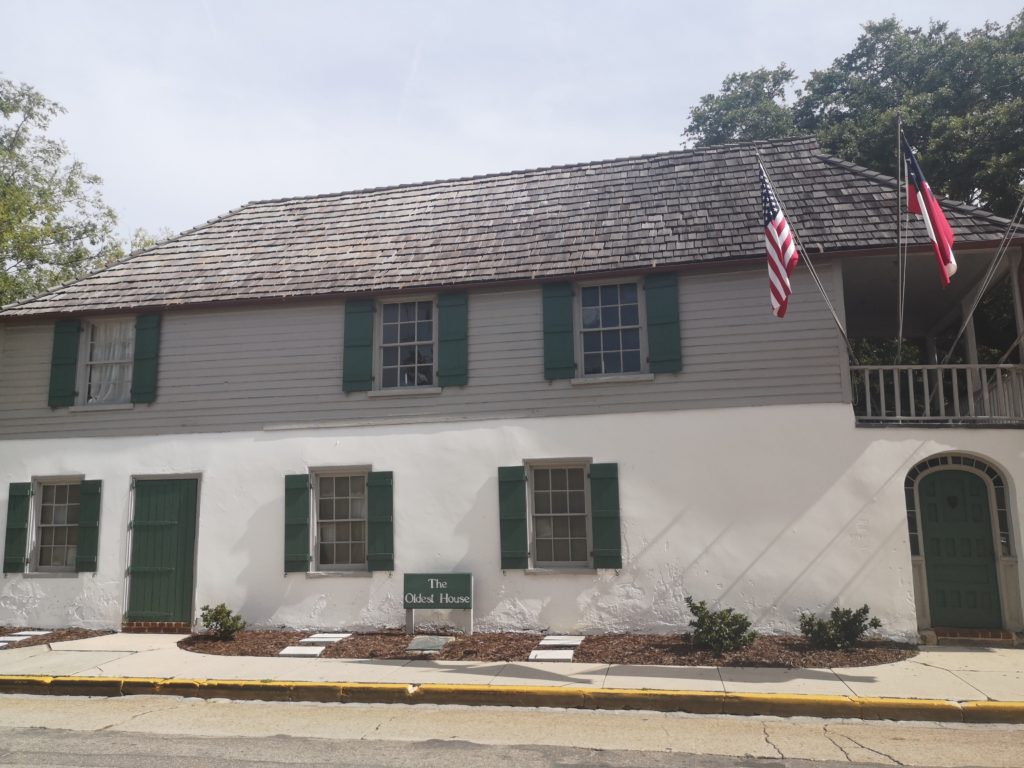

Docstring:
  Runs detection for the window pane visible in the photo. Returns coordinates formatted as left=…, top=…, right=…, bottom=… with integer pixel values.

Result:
left=581, top=287, right=599, bottom=307
left=600, top=285, right=618, bottom=304
left=399, top=324, right=415, bottom=343
left=622, top=329, right=640, bottom=350
left=52, top=506, right=66, bottom=525
left=601, top=306, right=619, bottom=328
left=584, top=353, right=602, bottom=375
left=319, top=499, right=334, bottom=519
left=417, top=345, right=433, bottom=363
left=551, top=470, right=567, bottom=491
left=56, top=485, right=68, bottom=504
left=42, top=528, right=54, bottom=545
left=552, top=493, right=568, bottom=515
left=41, top=504, right=53, bottom=525
left=334, top=476, right=350, bottom=497
left=569, top=491, right=586, bottom=515
left=319, top=522, right=336, bottom=542
left=567, top=468, right=584, bottom=490
left=535, top=493, right=550, bottom=515
left=622, top=351, right=641, bottom=372
left=570, top=540, right=588, bottom=562
left=350, top=476, right=365, bottom=496
left=535, top=517, right=553, bottom=538
left=417, top=322, right=432, bottom=341
left=400, top=366, right=416, bottom=385
left=336, top=522, right=351, bottom=543
left=351, top=521, right=366, bottom=543
left=603, top=353, right=622, bottom=374
left=602, top=330, right=620, bottom=351
left=350, top=542, right=366, bottom=563
left=382, top=346, right=398, bottom=366
left=621, top=304, right=639, bottom=326
left=320, top=543, right=334, bottom=565
left=582, top=307, right=600, bottom=329
left=417, top=367, right=433, bottom=385
left=582, top=332, right=601, bottom=353
left=534, top=470, right=549, bottom=491
left=382, top=368, right=398, bottom=388
left=569, top=516, right=586, bottom=537
left=417, top=302, right=432, bottom=320
left=553, top=540, right=571, bottom=561
left=383, top=324, right=398, bottom=344
left=337, top=499, right=351, bottom=519
left=536, top=540, right=553, bottom=563
left=400, top=303, right=416, bottom=321
left=66, top=504, right=79, bottom=524
left=382, top=304, right=398, bottom=322
left=350, top=498, right=366, bottom=520
left=319, top=477, right=333, bottom=496
left=68, top=485, right=80, bottom=503
left=68, top=527, right=79, bottom=545
left=53, top=527, right=66, bottom=545
left=553, top=517, right=569, bottom=537
left=39, top=548, right=54, bottom=567
left=620, top=283, right=638, bottom=303
left=42, top=485, right=55, bottom=503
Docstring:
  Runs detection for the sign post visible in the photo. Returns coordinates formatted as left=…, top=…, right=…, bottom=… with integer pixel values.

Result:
left=403, top=573, right=474, bottom=634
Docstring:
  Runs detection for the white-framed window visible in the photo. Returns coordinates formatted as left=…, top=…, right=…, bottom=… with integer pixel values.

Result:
left=378, top=299, right=435, bottom=388
left=32, top=479, right=81, bottom=571
left=578, top=281, right=645, bottom=376
left=79, top=317, right=134, bottom=404
left=314, top=471, right=368, bottom=569
left=529, top=461, right=592, bottom=567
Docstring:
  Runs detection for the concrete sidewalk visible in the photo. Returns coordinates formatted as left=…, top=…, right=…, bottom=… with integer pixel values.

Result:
left=0, top=633, right=1022, bottom=723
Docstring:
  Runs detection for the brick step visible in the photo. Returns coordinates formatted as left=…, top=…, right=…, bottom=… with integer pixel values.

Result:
left=926, top=626, right=1018, bottom=647
left=121, top=621, right=192, bottom=634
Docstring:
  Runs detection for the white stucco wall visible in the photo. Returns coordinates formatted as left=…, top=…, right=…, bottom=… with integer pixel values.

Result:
left=1, top=403, right=1022, bottom=641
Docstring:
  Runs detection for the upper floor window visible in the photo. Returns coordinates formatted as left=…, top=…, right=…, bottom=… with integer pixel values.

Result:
left=380, top=299, right=435, bottom=388
left=579, top=282, right=643, bottom=376
left=82, top=318, right=135, bottom=404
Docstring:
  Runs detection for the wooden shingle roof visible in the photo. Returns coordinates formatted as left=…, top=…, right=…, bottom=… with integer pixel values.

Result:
left=1, top=136, right=1010, bottom=317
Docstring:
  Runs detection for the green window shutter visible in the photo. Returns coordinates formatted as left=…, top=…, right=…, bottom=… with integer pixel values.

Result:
left=75, top=480, right=102, bottom=572
left=131, top=313, right=162, bottom=404
left=366, top=471, right=394, bottom=571
left=3, top=483, right=31, bottom=573
left=590, top=463, right=622, bottom=569
left=644, top=273, right=681, bottom=373
left=284, top=474, right=311, bottom=573
left=48, top=319, right=81, bottom=408
left=436, top=292, right=469, bottom=387
left=342, top=300, right=375, bottom=392
left=498, top=466, right=529, bottom=569
left=542, top=283, right=575, bottom=380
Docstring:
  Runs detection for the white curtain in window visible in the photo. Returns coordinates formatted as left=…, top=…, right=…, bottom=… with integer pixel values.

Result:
left=89, top=321, right=133, bottom=403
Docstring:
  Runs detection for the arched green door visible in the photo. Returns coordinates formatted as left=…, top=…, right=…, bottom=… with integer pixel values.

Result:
left=919, top=470, right=1002, bottom=628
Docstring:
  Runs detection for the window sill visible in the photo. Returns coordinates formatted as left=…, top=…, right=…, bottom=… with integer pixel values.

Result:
left=570, top=373, right=654, bottom=386
left=21, top=571, right=79, bottom=579
left=305, top=570, right=373, bottom=578
left=523, top=568, right=597, bottom=575
left=69, top=403, right=134, bottom=412
left=366, top=387, right=443, bottom=398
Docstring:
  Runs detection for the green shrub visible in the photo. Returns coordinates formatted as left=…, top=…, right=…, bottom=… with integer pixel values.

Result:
left=685, top=596, right=757, bottom=654
left=200, top=603, right=247, bottom=640
left=799, top=605, right=882, bottom=650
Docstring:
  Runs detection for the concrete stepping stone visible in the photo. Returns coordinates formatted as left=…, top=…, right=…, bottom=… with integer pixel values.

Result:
left=0, top=643, right=7, bottom=649
left=0, top=636, right=31, bottom=643
left=538, top=635, right=585, bottom=647
left=299, top=633, right=352, bottom=645
left=529, top=649, right=575, bottom=662
left=278, top=645, right=324, bottom=657
left=406, top=635, right=452, bottom=654
left=13, top=630, right=51, bottom=637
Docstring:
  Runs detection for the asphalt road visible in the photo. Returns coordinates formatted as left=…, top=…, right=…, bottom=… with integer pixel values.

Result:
left=0, top=695, right=1021, bottom=768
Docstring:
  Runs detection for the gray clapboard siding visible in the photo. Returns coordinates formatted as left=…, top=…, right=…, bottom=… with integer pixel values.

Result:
left=0, top=263, right=847, bottom=439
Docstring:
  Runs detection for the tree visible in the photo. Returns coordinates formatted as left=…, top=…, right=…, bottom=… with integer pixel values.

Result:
left=1, top=78, right=122, bottom=307
left=130, top=226, right=176, bottom=252
left=683, top=13, right=1024, bottom=218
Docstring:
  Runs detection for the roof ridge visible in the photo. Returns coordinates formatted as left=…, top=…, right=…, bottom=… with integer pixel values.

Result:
left=244, top=136, right=820, bottom=208
left=815, top=152, right=1012, bottom=227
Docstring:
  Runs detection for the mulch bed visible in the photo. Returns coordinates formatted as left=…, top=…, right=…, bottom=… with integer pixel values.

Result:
left=179, top=629, right=916, bottom=668
left=0, top=626, right=112, bottom=650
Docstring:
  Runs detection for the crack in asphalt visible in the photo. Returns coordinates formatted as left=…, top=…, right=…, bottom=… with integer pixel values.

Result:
left=822, top=725, right=853, bottom=763
left=828, top=726, right=904, bottom=766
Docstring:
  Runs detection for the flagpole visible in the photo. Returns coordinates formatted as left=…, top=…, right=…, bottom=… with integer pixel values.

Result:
left=895, top=116, right=905, bottom=364
left=756, top=151, right=860, bottom=364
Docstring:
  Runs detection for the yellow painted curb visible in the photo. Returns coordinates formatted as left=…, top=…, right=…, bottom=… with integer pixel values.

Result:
left=1, top=674, right=1022, bottom=723
left=962, top=700, right=1024, bottom=724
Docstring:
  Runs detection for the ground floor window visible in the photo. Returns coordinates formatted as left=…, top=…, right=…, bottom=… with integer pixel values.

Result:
left=529, top=463, right=591, bottom=566
left=35, top=481, right=81, bottom=570
left=314, top=472, right=367, bottom=569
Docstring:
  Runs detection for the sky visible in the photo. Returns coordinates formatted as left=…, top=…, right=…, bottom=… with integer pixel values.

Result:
left=5, top=1, right=1022, bottom=243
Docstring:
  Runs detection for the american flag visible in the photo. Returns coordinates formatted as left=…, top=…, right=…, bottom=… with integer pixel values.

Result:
left=760, top=164, right=799, bottom=317
left=902, top=135, right=956, bottom=286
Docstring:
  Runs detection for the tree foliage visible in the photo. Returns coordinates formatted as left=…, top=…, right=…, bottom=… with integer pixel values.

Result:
left=684, top=13, right=1024, bottom=217
left=1, top=78, right=122, bottom=307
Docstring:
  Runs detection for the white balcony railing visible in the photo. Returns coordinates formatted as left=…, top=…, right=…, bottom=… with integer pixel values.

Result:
left=851, top=364, right=1024, bottom=426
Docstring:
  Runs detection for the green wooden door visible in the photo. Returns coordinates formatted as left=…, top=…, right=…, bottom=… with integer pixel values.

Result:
left=920, top=470, right=1002, bottom=629
left=126, top=479, right=198, bottom=623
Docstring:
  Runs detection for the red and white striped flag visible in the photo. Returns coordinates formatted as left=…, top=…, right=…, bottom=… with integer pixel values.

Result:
left=760, top=164, right=799, bottom=317
left=902, top=135, right=956, bottom=286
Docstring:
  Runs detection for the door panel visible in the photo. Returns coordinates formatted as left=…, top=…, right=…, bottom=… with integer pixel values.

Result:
left=920, top=470, right=1001, bottom=628
left=126, top=478, right=198, bottom=622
